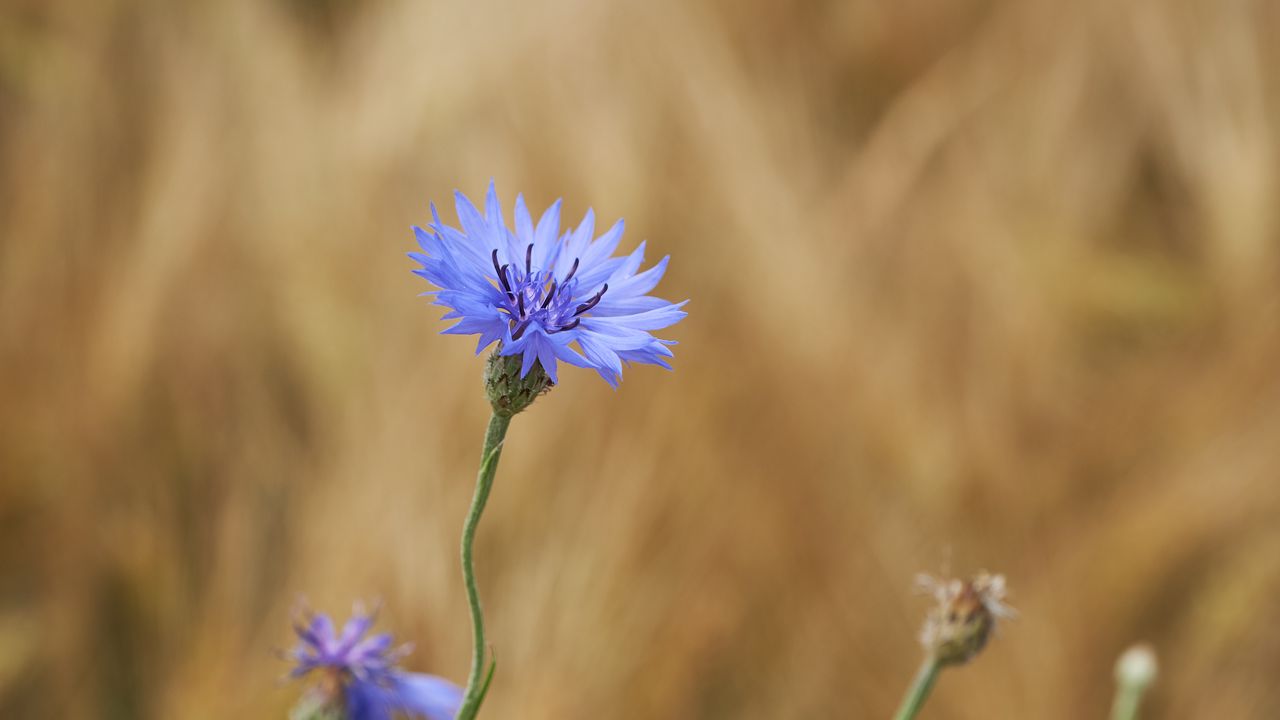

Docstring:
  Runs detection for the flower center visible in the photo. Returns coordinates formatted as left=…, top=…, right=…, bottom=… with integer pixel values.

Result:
left=492, top=246, right=607, bottom=339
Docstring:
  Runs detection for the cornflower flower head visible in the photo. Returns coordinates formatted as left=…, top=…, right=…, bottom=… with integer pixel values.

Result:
left=287, top=605, right=462, bottom=720
left=410, top=182, right=687, bottom=389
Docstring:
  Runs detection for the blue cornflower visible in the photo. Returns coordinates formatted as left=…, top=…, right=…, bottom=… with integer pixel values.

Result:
left=410, top=182, right=687, bottom=387
left=288, top=606, right=462, bottom=720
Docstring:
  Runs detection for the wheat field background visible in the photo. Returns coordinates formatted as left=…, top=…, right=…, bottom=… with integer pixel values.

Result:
left=3, top=0, right=1280, bottom=717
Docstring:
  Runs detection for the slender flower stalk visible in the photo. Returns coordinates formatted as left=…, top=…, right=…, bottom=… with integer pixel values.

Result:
left=410, top=183, right=686, bottom=719
left=451, top=353, right=556, bottom=719
left=892, top=657, right=942, bottom=720
left=893, top=572, right=1013, bottom=720
left=454, top=414, right=509, bottom=720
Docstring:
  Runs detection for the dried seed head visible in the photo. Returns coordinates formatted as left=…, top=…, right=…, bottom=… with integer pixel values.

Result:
left=916, top=572, right=1014, bottom=666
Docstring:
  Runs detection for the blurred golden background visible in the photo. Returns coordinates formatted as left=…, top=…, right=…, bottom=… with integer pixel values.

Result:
left=3, top=0, right=1280, bottom=717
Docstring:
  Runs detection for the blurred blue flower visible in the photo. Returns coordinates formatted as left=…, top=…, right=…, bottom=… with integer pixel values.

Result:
left=411, top=182, right=687, bottom=387
left=289, top=606, right=462, bottom=720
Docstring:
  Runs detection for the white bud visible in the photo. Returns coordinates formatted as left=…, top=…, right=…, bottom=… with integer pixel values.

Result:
left=1115, top=644, right=1158, bottom=688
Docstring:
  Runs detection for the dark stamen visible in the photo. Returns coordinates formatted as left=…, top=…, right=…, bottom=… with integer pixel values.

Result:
left=525, top=244, right=533, bottom=275
left=517, top=291, right=525, bottom=317
left=540, top=282, right=558, bottom=309
left=562, top=258, right=580, bottom=284
left=502, top=269, right=516, bottom=301
left=549, top=318, right=580, bottom=334
left=492, top=250, right=513, bottom=295
left=574, top=283, right=609, bottom=316
left=511, top=318, right=532, bottom=341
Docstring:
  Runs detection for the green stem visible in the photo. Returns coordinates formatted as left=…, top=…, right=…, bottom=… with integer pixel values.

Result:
left=892, top=657, right=942, bottom=720
left=1110, top=686, right=1144, bottom=720
left=455, top=412, right=511, bottom=720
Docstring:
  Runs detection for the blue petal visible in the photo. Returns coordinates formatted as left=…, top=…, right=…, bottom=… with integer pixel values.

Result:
left=441, top=314, right=505, bottom=337
left=389, top=673, right=465, bottom=720
left=430, top=225, right=492, bottom=281
left=597, top=255, right=668, bottom=304
left=580, top=218, right=625, bottom=269
left=576, top=333, right=624, bottom=387
left=549, top=333, right=592, bottom=369
left=475, top=325, right=505, bottom=354
left=303, top=614, right=336, bottom=648
left=557, top=209, right=595, bottom=277
left=336, top=613, right=376, bottom=651
left=618, top=345, right=675, bottom=369
left=483, top=181, right=504, bottom=234
left=519, top=342, right=539, bottom=378
left=453, top=191, right=489, bottom=247
left=534, top=199, right=563, bottom=258
left=586, top=301, right=688, bottom=331
left=484, top=183, right=524, bottom=265
left=589, top=295, right=674, bottom=317
left=514, top=194, right=535, bottom=248
left=587, top=326, right=665, bottom=351
left=346, top=673, right=463, bottom=720
left=607, top=240, right=646, bottom=284
left=345, top=680, right=394, bottom=720
left=532, top=333, right=559, bottom=384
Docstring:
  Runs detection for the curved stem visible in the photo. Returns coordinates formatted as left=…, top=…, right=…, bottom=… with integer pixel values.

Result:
left=893, top=657, right=942, bottom=720
left=455, top=412, right=511, bottom=720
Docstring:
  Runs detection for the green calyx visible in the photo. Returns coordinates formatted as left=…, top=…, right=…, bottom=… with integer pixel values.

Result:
left=925, top=604, right=993, bottom=666
left=484, top=350, right=553, bottom=417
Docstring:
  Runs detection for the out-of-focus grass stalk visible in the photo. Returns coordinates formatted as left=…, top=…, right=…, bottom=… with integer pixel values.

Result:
left=1110, top=645, right=1157, bottom=720
left=892, top=657, right=942, bottom=720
